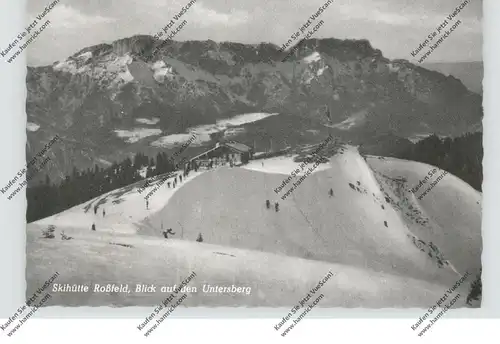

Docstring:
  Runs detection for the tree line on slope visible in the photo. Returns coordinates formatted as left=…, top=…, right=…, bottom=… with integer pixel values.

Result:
left=26, top=151, right=184, bottom=223
left=386, top=132, right=482, bottom=192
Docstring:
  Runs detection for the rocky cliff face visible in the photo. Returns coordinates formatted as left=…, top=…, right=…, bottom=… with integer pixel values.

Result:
left=25, top=35, right=483, bottom=182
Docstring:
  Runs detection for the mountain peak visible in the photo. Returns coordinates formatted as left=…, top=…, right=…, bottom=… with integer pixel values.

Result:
left=111, top=35, right=157, bottom=56
left=26, top=35, right=482, bottom=182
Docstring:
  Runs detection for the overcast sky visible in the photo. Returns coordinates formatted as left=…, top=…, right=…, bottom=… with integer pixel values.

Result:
left=26, top=0, right=482, bottom=66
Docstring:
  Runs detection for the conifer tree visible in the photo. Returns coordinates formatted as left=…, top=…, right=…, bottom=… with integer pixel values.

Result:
left=466, top=269, right=482, bottom=305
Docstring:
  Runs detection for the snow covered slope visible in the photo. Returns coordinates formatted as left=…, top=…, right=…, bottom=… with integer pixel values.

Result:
left=28, top=146, right=481, bottom=307
left=26, top=223, right=464, bottom=308
left=35, top=169, right=206, bottom=234
left=366, top=155, right=482, bottom=279
left=144, top=147, right=467, bottom=287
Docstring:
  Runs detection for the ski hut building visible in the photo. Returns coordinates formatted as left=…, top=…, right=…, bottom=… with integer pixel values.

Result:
left=187, top=141, right=253, bottom=170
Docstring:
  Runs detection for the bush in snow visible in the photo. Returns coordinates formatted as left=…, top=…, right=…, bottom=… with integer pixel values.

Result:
left=42, top=225, right=56, bottom=239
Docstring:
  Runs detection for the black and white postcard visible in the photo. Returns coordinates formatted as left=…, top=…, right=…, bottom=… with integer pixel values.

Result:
left=13, top=0, right=483, bottom=316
